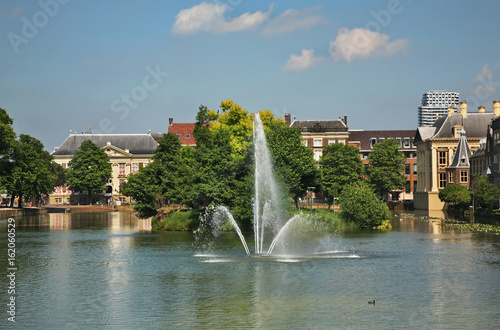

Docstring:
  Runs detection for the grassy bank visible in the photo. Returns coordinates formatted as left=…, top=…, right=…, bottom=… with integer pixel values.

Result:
left=151, top=209, right=202, bottom=231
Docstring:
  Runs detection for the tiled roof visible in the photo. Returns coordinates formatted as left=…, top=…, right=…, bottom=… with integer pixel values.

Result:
left=348, top=130, right=417, bottom=151
left=168, top=123, right=196, bottom=146
left=290, top=120, right=347, bottom=132
left=51, top=134, right=158, bottom=156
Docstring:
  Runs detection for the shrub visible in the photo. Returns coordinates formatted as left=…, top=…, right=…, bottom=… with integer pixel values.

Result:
left=339, top=183, right=391, bottom=229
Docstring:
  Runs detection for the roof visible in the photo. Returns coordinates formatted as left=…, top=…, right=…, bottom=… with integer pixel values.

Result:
left=348, top=130, right=417, bottom=151
left=51, top=134, right=158, bottom=156
left=431, top=113, right=493, bottom=139
left=168, top=123, right=196, bottom=146
left=447, top=128, right=471, bottom=168
left=290, top=119, right=347, bottom=132
left=413, top=127, right=437, bottom=144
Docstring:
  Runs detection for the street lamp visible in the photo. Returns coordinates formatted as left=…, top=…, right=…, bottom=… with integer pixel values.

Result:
left=307, top=186, right=315, bottom=215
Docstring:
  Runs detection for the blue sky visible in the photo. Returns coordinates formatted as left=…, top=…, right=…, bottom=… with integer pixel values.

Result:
left=2, top=0, right=500, bottom=151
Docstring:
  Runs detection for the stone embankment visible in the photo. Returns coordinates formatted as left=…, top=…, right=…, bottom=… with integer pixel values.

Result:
left=0, top=205, right=133, bottom=220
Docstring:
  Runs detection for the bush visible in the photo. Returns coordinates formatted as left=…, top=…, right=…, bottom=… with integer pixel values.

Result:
left=438, top=184, right=471, bottom=209
left=339, top=184, right=391, bottom=229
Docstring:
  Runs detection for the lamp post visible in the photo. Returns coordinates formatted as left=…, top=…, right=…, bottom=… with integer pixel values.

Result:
left=307, top=187, right=315, bottom=215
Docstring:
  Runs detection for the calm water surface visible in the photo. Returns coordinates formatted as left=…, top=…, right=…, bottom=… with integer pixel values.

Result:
left=0, top=211, right=499, bottom=329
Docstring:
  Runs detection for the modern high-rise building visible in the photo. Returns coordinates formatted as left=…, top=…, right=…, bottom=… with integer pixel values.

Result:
left=418, top=90, right=460, bottom=127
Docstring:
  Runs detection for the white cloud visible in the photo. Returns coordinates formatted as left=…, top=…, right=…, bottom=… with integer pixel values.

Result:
left=282, top=49, right=325, bottom=73
left=262, top=6, right=328, bottom=37
left=171, top=2, right=271, bottom=35
left=329, top=28, right=409, bottom=63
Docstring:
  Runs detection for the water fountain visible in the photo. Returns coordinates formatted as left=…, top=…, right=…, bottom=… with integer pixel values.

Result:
left=199, top=113, right=301, bottom=256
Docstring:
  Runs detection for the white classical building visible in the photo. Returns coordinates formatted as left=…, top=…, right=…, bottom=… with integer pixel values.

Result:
left=50, top=132, right=158, bottom=205
left=418, top=90, right=460, bottom=127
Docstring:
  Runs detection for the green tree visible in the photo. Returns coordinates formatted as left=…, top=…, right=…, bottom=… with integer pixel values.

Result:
left=121, top=161, right=162, bottom=218
left=0, top=107, right=16, bottom=176
left=3, top=134, right=57, bottom=207
left=266, top=122, right=320, bottom=208
left=470, top=175, right=500, bottom=209
left=339, top=183, right=391, bottom=229
left=67, top=140, right=112, bottom=204
left=438, top=184, right=471, bottom=208
left=366, top=139, right=406, bottom=199
left=320, top=143, right=364, bottom=209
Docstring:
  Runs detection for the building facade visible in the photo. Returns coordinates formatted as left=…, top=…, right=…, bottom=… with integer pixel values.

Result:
left=289, top=115, right=349, bottom=162
left=418, top=90, right=460, bottom=127
left=414, top=101, right=498, bottom=210
left=50, top=133, right=158, bottom=205
left=348, top=130, right=417, bottom=200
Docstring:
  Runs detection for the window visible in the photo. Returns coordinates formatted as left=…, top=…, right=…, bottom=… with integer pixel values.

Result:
left=413, top=164, right=417, bottom=174
left=439, top=173, right=447, bottom=188
left=328, top=140, right=336, bottom=145
left=314, top=150, right=322, bottom=161
left=370, top=138, right=377, bottom=148
left=132, top=163, right=139, bottom=174
left=395, top=138, right=402, bottom=147
left=313, top=139, right=322, bottom=147
left=338, top=139, right=345, bottom=145
left=186, top=134, right=190, bottom=139
left=176, top=134, right=180, bottom=138
left=404, top=138, right=410, bottom=148
left=302, top=140, right=307, bottom=146
left=405, top=164, right=410, bottom=175
left=404, top=181, right=411, bottom=193
left=460, top=171, right=468, bottom=183
left=119, top=163, right=126, bottom=176
left=379, top=138, right=385, bottom=143
left=438, top=151, right=447, bottom=166
left=449, top=173, right=454, bottom=183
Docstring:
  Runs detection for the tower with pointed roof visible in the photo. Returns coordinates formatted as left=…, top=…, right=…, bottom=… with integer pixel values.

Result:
left=446, top=128, right=471, bottom=188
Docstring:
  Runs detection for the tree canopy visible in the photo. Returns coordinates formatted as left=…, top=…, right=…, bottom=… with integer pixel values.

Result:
left=2, top=134, right=58, bottom=206
left=339, top=183, right=391, bottom=229
left=67, top=140, right=112, bottom=202
left=266, top=121, right=320, bottom=208
left=470, top=175, right=500, bottom=209
left=320, top=143, right=364, bottom=208
left=366, top=139, right=406, bottom=199
left=438, top=184, right=471, bottom=208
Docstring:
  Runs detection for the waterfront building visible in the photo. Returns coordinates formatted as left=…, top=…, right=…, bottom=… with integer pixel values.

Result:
left=50, top=132, right=158, bottom=205
left=413, top=101, right=498, bottom=210
left=348, top=130, right=417, bottom=200
left=287, top=114, right=349, bottom=162
left=418, top=90, right=460, bottom=127
left=167, top=118, right=197, bottom=146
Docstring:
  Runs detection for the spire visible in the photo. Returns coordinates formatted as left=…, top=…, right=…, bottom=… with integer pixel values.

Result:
left=448, top=128, right=471, bottom=168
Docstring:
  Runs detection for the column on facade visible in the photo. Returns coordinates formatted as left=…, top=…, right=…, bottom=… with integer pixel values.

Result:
left=431, top=147, right=438, bottom=192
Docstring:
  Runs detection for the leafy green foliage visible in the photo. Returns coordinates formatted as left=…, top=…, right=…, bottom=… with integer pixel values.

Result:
left=470, top=175, right=500, bottom=209
left=438, top=184, right=471, bottom=207
left=122, top=133, right=185, bottom=218
left=320, top=143, right=364, bottom=207
left=366, top=139, right=406, bottom=198
left=0, top=107, right=16, bottom=177
left=266, top=122, right=320, bottom=208
left=339, top=183, right=391, bottom=229
left=3, top=134, right=57, bottom=206
left=67, top=140, right=112, bottom=201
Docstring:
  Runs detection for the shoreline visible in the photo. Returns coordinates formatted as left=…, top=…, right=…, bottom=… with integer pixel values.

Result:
left=0, top=205, right=134, bottom=220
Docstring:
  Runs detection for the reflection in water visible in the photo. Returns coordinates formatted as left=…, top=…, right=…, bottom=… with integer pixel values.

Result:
left=0, top=212, right=499, bottom=329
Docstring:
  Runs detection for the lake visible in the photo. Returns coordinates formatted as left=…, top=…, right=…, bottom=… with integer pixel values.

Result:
left=1, top=211, right=499, bottom=329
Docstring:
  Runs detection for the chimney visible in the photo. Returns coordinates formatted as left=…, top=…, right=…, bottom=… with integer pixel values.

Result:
left=344, top=115, right=348, bottom=127
left=284, top=113, right=291, bottom=126
left=169, top=118, right=173, bottom=126
left=494, top=100, right=500, bottom=116
left=460, top=101, right=467, bottom=117
left=478, top=106, right=485, bottom=113
left=448, top=107, right=455, bottom=115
